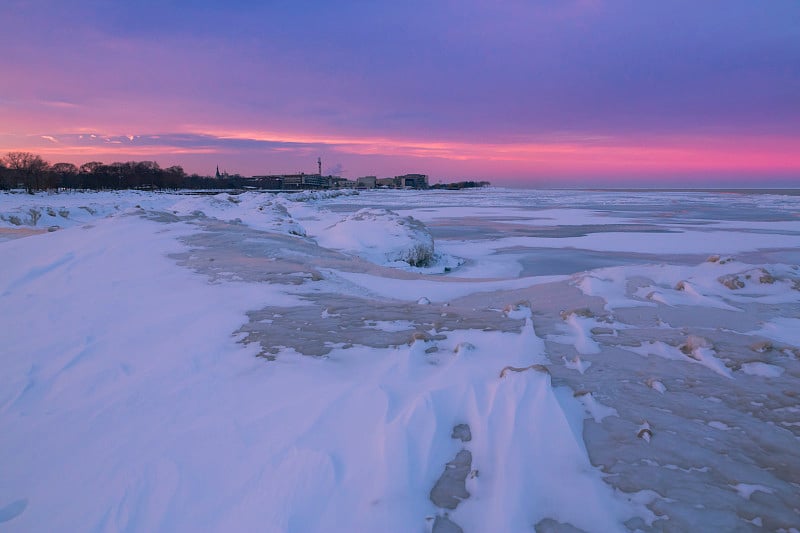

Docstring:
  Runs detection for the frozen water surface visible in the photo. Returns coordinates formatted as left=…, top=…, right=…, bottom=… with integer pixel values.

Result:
left=1, top=188, right=799, bottom=532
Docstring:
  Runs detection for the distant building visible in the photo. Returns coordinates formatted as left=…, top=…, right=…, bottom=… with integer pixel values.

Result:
left=245, top=160, right=428, bottom=191
left=300, top=174, right=330, bottom=188
left=215, top=165, right=230, bottom=179
left=249, top=175, right=283, bottom=189
left=396, top=174, right=428, bottom=188
left=252, top=173, right=330, bottom=189
left=356, top=176, right=377, bottom=189
left=334, top=178, right=357, bottom=189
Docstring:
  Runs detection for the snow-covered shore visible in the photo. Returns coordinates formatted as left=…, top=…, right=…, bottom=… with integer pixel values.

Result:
left=1, top=188, right=799, bottom=531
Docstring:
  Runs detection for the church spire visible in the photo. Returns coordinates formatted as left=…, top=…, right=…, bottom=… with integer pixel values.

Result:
left=215, top=165, right=221, bottom=179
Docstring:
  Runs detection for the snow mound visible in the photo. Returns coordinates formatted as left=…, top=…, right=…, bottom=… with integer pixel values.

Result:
left=169, top=193, right=306, bottom=236
left=286, top=189, right=358, bottom=202
left=0, top=191, right=145, bottom=229
left=313, top=208, right=436, bottom=267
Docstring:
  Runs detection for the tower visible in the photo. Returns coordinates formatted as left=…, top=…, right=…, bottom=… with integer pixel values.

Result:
left=318, top=157, right=322, bottom=176
left=215, top=165, right=221, bottom=179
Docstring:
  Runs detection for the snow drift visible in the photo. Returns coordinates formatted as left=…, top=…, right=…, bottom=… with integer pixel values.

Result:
left=312, top=208, right=436, bottom=267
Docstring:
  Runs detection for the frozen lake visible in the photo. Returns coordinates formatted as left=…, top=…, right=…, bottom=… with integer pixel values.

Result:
left=1, top=188, right=799, bottom=532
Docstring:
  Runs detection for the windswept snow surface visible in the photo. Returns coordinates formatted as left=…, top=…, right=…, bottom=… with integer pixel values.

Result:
left=2, top=188, right=800, bottom=532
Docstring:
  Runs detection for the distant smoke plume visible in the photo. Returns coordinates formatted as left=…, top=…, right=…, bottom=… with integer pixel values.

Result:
left=325, top=163, right=344, bottom=176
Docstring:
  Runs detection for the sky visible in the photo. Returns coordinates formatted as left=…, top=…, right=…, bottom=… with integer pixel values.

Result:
left=1, top=0, right=799, bottom=186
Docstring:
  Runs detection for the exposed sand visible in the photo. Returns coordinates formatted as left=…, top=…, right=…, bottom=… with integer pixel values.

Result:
left=0, top=227, right=48, bottom=242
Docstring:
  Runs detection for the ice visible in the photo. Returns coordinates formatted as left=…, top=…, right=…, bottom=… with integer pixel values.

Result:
left=740, top=362, right=785, bottom=378
left=575, top=270, right=655, bottom=311
left=749, top=318, right=800, bottom=347
left=733, top=483, right=775, bottom=500
left=708, top=421, right=732, bottom=431
left=550, top=311, right=603, bottom=354
left=364, top=319, right=416, bottom=332
left=623, top=338, right=733, bottom=379
left=564, top=355, right=592, bottom=374
left=575, top=391, right=618, bottom=422
left=2, top=188, right=799, bottom=531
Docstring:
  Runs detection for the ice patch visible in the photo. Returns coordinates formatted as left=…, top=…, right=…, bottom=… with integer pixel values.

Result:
left=575, top=270, right=652, bottom=310
left=637, top=279, right=741, bottom=311
left=625, top=337, right=733, bottom=379
left=577, top=261, right=800, bottom=317
left=0, top=499, right=27, bottom=524
left=503, top=302, right=532, bottom=320
left=320, top=308, right=339, bottom=318
left=364, top=320, right=416, bottom=332
left=732, top=483, right=774, bottom=500
left=749, top=318, right=800, bottom=347
left=550, top=311, right=603, bottom=354
left=740, top=362, right=784, bottom=378
left=574, top=391, right=618, bottom=422
left=563, top=355, right=591, bottom=374
left=330, top=269, right=565, bottom=303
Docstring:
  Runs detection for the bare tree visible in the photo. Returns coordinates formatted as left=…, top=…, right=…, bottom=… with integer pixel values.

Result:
left=79, top=161, right=103, bottom=174
left=50, top=162, right=78, bottom=175
left=3, top=152, right=49, bottom=193
left=50, top=162, right=79, bottom=190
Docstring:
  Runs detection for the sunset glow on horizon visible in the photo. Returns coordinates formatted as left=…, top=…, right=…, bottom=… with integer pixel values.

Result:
left=2, top=1, right=799, bottom=186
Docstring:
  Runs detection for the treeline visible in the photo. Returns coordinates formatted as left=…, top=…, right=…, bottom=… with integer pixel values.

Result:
left=0, top=152, right=235, bottom=193
left=1, top=151, right=492, bottom=193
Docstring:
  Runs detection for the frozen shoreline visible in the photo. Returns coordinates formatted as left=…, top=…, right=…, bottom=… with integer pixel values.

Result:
left=1, top=189, right=799, bottom=531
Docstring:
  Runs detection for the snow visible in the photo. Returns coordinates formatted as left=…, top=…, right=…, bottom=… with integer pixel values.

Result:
left=732, top=483, right=775, bottom=500
left=708, top=420, right=732, bottom=431
left=564, top=355, right=592, bottom=374
left=550, top=312, right=603, bottom=354
left=575, top=392, right=618, bottom=422
left=310, top=208, right=436, bottom=266
left=329, top=269, right=566, bottom=303
left=364, top=319, right=416, bottom=332
left=477, top=228, right=800, bottom=255
left=740, top=362, right=785, bottom=378
left=623, top=339, right=733, bottom=379
left=749, top=318, right=800, bottom=347
left=2, top=188, right=800, bottom=532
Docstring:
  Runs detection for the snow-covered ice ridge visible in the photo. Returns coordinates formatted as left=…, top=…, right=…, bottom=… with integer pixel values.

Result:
left=1, top=188, right=799, bottom=532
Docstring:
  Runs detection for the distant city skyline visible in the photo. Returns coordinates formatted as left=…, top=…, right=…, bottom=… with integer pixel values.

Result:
left=2, top=1, right=799, bottom=187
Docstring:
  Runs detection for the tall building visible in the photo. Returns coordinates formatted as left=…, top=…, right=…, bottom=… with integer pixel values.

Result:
left=395, top=174, right=429, bottom=188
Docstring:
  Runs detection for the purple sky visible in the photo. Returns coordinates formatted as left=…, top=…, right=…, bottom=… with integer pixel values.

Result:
left=2, top=0, right=799, bottom=185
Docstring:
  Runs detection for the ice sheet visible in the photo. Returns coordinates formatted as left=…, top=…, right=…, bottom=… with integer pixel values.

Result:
left=2, top=188, right=799, bottom=532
